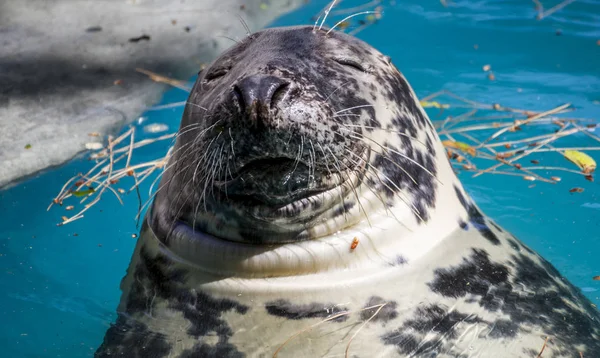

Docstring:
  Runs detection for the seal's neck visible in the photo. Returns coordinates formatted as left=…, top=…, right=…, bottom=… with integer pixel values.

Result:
left=157, top=134, right=471, bottom=279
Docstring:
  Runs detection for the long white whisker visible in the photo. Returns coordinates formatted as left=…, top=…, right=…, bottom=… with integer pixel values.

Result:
left=327, top=11, right=375, bottom=35
left=335, top=104, right=375, bottom=114
left=319, top=0, right=339, bottom=30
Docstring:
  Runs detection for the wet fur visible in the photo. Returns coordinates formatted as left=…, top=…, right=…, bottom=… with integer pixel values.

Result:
left=96, top=26, right=600, bottom=357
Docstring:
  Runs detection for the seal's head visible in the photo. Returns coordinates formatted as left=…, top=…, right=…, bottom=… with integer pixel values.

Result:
left=150, top=26, right=461, bottom=274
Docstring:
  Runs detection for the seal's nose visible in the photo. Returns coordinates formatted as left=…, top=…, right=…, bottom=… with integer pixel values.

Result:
left=233, top=75, right=290, bottom=125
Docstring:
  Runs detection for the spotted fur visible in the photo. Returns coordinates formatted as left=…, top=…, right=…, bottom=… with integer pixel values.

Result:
left=97, top=26, right=600, bottom=357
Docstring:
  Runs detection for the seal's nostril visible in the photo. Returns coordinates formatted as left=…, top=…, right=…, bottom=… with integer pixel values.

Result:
left=270, top=82, right=289, bottom=109
left=233, top=84, right=245, bottom=114
left=234, top=75, right=290, bottom=120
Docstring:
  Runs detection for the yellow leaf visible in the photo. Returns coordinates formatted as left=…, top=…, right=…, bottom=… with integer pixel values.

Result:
left=72, top=188, right=95, bottom=197
left=564, top=150, right=596, bottom=174
left=442, top=140, right=476, bottom=156
left=420, top=100, right=450, bottom=109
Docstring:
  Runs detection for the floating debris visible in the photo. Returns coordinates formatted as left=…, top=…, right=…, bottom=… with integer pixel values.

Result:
left=563, top=150, right=596, bottom=174
left=129, top=34, right=151, bottom=43
left=593, top=276, right=600, bottom=281
left=88, top=132, right=101, bottom=137
left=482, top=64, right=491, bottom=72
left=420, top=100, right=450, bottom=109
left=65, top=206, right=74, bottom=211
left=442, top=141, right=476, bottom=156
left=523, top=176, right=536, bottom=181
left=24, top=144, right=32, bottom=149
left=72, top=188, right=95, bottom=197
left=569, top=187, right=584, bottom=193
left=143, top=123, right=169, bottom=134
left=132, top=234, right=138, bottom=239
left=85, top=26, right=102, bottom=33
left=350, top=237, right=359, bottom=250
left=85, top=142, right=103, bottom=150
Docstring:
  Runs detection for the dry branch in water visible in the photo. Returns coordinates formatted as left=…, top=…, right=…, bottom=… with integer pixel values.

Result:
left=425, top=90, right=598, bottom=184
left=47, top=127, right=174, bottom=225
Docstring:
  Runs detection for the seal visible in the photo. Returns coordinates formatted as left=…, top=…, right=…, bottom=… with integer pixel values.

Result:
left=96, top=25, right=600, bottom=357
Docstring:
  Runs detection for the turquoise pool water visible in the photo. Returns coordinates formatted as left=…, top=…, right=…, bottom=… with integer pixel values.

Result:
left=1, top=1, right=599, bottom=356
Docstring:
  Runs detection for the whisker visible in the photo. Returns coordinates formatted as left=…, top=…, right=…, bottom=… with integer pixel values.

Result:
left=345, top=149, right=423, bottom=220
left=237, top=14, right=251, bottom=36
left=185, top=101, right=209, bottom=111
left=327, top=147, right=371, bottom=227
left=347, top=133, right=441, bottom=184
left=325, top=80, right=352, bottom=102
left=335, top=104, right=375, bottom=115
left=217, top=35, right=240, bottom=44
left=341, top=123, right=429, bottom=149
left=317, top=143, right=348, bottom=221
left=318, top=0, right=340, bottom=31
left=327, top=11, right=375, bottom=35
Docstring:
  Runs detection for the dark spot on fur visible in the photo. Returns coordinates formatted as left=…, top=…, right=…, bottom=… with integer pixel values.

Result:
left=506, top=238, right=521, bottom=252
left=180, top=343, right=245, bottom=358
left=129, top=34, right=151, bottom=43
left=96, top=317, right=171, bottom=357
left=382, top=304, right=481, bottom=355
left=332, top=200, right=356, bottom=218
left=428, top=249, right=509, bottom=299
left=427, top=247, right=600, bottom=355
left=453, top=186, right=500, bottom=245
left=490, top=221, right=504, bottom=232
left=97, top=240, right=248, bottom=357
left=265, top=299, right=348, bottom=322
left=361, top=296, right=398, bottom=323
left=372, top=141, right=437, bottom=222
left=458, top=219, right=468, bottom=230
left=488, top=319, right=519, bottom=338
left=394, top=256, right=408, bottom=266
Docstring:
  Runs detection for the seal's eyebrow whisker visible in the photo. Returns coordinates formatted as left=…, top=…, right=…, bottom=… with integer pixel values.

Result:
left=236, top=14, right=251, bottom=37
left=326, top=11, right=375, bottom=35
left=217, top=35, right=241, bottom=44
left=317, top=0, right=339, bottom=31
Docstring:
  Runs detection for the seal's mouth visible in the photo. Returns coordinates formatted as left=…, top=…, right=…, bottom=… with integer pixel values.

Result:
left=214, top=157, right=330, bottom=206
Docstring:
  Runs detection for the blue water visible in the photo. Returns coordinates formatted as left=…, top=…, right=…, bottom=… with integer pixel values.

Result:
left=1, top=1, right=599, bottom=356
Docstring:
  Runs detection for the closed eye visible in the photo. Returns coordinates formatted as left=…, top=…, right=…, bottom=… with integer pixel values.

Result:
left=205, top=68, right=229, bottom=81
left=334, top=58, right=367, bottom=72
